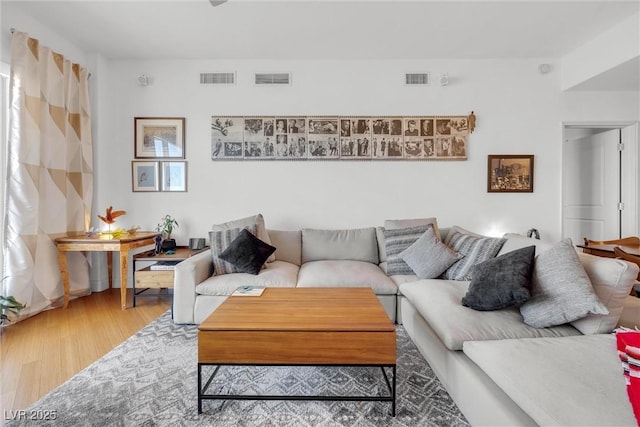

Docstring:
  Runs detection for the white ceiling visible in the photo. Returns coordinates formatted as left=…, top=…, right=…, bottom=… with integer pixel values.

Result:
left=3, top=0, right=639, bottom=88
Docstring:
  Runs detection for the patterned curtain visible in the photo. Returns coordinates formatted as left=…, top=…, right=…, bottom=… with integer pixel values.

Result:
left=3, top=31, right=93, bottom=319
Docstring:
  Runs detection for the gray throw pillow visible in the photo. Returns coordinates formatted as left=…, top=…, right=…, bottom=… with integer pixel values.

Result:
left=519, top=238, right=608, bottom=328
left=442, top=229, right=507, bottom=280
left=398, top=226, right=461, bottom=279
left=209, top=224, right=258, bottom=275
left=383, top=225, right=431, bottom=275
left=462, top=246, right=535, bottom=311
left=219, top=229, right=276, bottom=275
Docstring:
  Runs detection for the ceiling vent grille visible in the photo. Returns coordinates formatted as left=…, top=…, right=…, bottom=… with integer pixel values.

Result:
left=405, top=73, right=430, bottom=86
left=200, top=72, right=235, bottom=85
left=255, top=73, right=291, bottom=85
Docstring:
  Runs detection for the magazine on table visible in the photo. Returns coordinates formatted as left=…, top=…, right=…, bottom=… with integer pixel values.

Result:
left=232, top=285, right=265, bottom=296
left=149, top=261, right=180, bottom=270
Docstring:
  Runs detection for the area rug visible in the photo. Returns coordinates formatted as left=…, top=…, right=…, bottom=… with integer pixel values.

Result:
left=10, top=311, right=469, bottom=426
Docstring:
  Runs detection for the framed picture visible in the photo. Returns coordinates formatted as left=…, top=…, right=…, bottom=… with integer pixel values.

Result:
left=135, top=117, right=185, bottom=158
left=161, top=161, right=187, bottom=192
left=488, top=155, right=534, bottom=193
left=132, top=161, right=159, bottom=192
left=211, top=115, right=473, bottom=161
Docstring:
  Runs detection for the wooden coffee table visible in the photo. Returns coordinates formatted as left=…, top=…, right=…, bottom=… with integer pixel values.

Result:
left=197, top=287, right=397, bottom=415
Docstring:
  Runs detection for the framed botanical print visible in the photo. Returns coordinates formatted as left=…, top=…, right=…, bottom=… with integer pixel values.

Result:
left=135, top=117, right=185, bottom=159
left=487, top=155, right=534, bottom=193
left=161, top=161, right=187, bottom=192
left=132, top=161, right=159, bottom=192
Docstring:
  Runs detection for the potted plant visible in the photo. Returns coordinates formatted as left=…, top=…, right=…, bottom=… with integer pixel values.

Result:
left=156, top=214, right=179, bottom=252
left=1, top=294, right=25, bottom=327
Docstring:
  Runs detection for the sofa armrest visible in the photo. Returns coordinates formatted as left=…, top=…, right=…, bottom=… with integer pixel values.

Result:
left=173, top=251, right=214, bottom=324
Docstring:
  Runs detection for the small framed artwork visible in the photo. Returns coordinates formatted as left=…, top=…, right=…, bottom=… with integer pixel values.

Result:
left=161, top=161, right=187, bottom=192
left=135, top=117, right=185, bottom=159
left=132, top=161, right=159, bottom=192
left=488, top=155, right=534, bottom=193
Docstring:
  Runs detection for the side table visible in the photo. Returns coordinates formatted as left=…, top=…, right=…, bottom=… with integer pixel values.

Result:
left=133, top=246, right=209, bottom=307
left=55, top=231, right=159, bottom=310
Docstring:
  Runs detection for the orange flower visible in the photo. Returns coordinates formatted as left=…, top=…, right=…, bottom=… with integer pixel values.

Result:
left=97, top=206, right=126, bottom=224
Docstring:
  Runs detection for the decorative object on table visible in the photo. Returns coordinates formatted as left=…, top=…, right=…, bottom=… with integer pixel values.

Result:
left=132, top=161, right=160, bottom=192
left=127, top=226, right=141, bottom=235
left=211, top=113, right=475, bottom=161
left=97, top=206, right=126, bottom=236
left=155, top=235, right=163, bottom=255
left=134, top=117, right=185, bottom=159
left=487, top=154, right=534, bottom=193
left=0, top=294, right=25, bottom=327
left=156, top=214, right=179, bottom=252
left=189, top=238, right=206, bottom=250
left=161, top=161, right=187, bottom=192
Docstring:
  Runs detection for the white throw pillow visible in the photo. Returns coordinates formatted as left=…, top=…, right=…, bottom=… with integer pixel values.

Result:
left=520, top=239, right=608, bottom=329
left=398, top=226, right=461, bottom=279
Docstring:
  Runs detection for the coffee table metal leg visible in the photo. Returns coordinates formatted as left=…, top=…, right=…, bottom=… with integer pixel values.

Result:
left=197, top=364, right=202, bottom=414
left=198, top=364, right=397, bottom=416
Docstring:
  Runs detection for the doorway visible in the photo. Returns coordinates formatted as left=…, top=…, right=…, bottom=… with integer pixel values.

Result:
left=562, top=123, right=638, bottom=245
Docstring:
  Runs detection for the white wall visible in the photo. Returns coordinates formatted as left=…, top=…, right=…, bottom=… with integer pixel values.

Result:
left=98, top=58, right=639, bottom=249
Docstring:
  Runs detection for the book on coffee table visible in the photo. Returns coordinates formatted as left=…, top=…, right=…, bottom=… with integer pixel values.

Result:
left=232, top=286, right=265, bottom=297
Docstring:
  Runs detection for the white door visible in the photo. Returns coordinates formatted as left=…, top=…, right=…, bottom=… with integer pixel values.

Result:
left=562, top=129, right=621, bottom=245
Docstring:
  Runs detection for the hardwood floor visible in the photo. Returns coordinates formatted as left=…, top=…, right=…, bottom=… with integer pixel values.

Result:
left=0, top=289, right=170, bottom=416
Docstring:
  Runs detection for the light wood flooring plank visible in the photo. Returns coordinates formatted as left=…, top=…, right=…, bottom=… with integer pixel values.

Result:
left=0, top=288, right=170, bottom=415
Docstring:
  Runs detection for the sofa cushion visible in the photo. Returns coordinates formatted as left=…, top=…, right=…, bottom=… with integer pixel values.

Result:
left=297, top=260, right=398, bottom=295
left=520, top=239, right=608, bottom=329
left=301, top=228, right=379, bottom=264
left=400, top=280, right=580, bottom=351
left=570, top=253, right=638, bottom=334
left=384, top=225, right=431, bottom=275
left=376, top=226, right=386, bottom=262
left=219, top=228, right=276, bottom=275
left=497, top=233, right=552, bottom=256
left=399, top=226, right=461, bottom=279
left=196, top=260, right=299, bottom=296
left=212, top=213, right=275, bottom=262
left=441, top=226, right=506, bottom=280
left=384, top=216, right=440, bottom=238
left=267, top=229, right=302, bottom=266
left=461, top=245, right=534, bottom=311
left=209, top=225, right=257, bottom=275
left=463, top=335, right=637, bottom=427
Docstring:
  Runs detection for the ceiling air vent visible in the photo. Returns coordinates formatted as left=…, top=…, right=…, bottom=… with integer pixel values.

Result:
left=405, top=73, right=430, bottom=86
left=255, top=73, right=291, bottom=85
left=200, top=72, right=235, bottom=85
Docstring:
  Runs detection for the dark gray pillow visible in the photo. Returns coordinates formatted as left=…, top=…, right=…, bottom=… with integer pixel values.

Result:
left=209, top=225, right=257, bottom=275
left=462, top=246, right=535, bottom=311
left=219, top=228, right=276, bottom=275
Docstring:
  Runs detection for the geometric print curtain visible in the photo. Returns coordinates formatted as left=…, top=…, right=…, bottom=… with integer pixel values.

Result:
left=3, top=31, right=93, bottom=319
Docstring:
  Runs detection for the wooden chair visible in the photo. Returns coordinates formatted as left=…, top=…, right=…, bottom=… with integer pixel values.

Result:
left=583, top=236, right=640, bottom=247
left=613, top=246, right=640, bottom=297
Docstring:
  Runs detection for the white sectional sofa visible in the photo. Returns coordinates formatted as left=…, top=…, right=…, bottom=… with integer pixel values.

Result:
left=173, top=216, right=640, bottom=426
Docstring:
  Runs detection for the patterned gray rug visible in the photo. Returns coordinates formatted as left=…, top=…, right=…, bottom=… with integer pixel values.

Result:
left=11, top=311, right=469, bottom=426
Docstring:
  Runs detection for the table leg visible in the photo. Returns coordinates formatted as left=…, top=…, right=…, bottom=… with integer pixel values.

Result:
left=120, top=250, right=128, bottom=310
left=57, top=250, right=70, bottom=309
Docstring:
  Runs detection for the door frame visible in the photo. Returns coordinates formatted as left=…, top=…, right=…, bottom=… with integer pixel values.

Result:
left=562, top=121, right=639, bottom=241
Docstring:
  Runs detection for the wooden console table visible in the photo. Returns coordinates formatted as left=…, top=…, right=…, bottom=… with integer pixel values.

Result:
left=55, top=231, right=159, bottom=310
